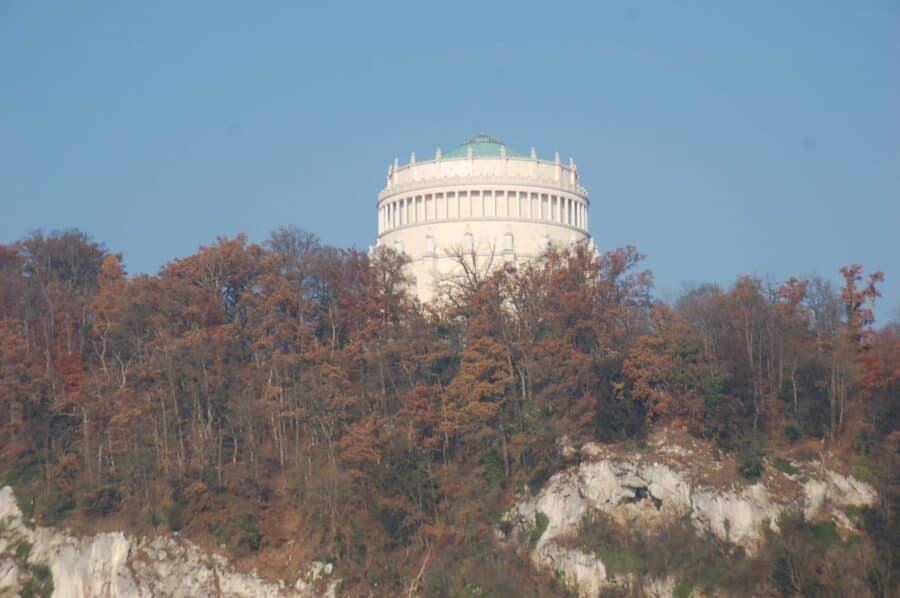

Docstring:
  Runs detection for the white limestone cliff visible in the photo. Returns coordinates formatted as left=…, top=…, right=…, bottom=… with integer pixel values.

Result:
left=503, top=436, right=876, bottom=597
left=0, top=486, right=337, bottom=598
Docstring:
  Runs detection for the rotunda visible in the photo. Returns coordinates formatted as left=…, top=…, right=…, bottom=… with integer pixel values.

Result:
left=375, top=134, right=592, bottom=301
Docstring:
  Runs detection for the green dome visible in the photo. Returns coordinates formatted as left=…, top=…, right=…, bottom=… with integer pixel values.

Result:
left=442, top=133, right=528, bottom=159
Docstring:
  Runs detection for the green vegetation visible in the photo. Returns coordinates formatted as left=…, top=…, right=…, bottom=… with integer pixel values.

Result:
left=672, top=581, right=694, bottom=598
left=809, top=520, right=842, bottom=552
left=783, top=424, right=802, bottom=443
left=524, top=512, right=549, bottom=549
left=2, top=464, right=39, bottom=524
left=766, top=512, right=876, bottom=596
left=4, top=536, right=53, bottom=598
left=20, top=569, right=53, bottom=598
left=13, top=538, right=32, bottom=562
left=596, top=545, right=640, bottom=578
left=843, top=504, right=862, bottom=524
left=851, top=461, right=874, bottom=483
left=572, top=510, right=767, bottom=594
left=771, top=457, right=798, bottom=476
left=207, top=513, right=262, bottom=558
left=738, top=451, right=765, bottom=481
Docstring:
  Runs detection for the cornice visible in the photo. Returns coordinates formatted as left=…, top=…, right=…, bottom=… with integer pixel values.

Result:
left=377, top=177, right=589, bottom=203
left=376, top=217, right=592, bottom=240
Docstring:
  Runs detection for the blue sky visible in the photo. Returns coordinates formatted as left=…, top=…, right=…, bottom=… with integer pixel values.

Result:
left=2, top=2, right=898, bottom=320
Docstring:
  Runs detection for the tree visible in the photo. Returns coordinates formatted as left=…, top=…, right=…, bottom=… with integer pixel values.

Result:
left=773, top=277, right=811, bottom=419
left=623, top=304, right=704, bottom=424
left=17, top=229, right=109, bottom=297
left=441, top=336, right=512, bottom=450
left=840, top=265, right=884, bottom=344
left=824, top=265, right=885, bottom=439
left=0, top=318, right=46, bottom=460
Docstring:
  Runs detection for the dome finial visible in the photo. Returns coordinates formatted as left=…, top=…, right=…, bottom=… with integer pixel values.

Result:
left=442, top=134, right=528, bottom=159
left=464, top=132, right=503, bottom=145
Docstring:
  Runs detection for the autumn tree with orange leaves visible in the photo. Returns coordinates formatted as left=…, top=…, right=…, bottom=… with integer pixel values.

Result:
left=0, top=226, right=893, bottom=596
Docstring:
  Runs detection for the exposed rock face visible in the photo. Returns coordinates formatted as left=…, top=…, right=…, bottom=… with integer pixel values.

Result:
left=503, top=437, right=876, bottom=597
left=0, top=486, right=337, bottom=598
left=535, top=542, right=607, bottom=597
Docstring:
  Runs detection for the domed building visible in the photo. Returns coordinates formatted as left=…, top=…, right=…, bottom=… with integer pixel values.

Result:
left=375, top=134, right=592, bottom=301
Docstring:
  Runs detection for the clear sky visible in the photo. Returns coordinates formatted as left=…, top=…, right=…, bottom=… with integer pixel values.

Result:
left=2, top=2, right=898, bottom=321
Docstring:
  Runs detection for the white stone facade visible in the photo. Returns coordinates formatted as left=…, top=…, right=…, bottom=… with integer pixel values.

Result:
left=375, top=134, right=592, bottom=301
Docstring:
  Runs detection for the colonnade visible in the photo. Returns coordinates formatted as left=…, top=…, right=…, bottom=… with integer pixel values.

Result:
left=378, top=188, right=588, bottom=235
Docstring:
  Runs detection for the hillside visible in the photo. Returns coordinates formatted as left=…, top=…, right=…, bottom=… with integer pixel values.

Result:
left=0, top=431, right=884, bottom=597
left=0, top=228, right=897, bottom=596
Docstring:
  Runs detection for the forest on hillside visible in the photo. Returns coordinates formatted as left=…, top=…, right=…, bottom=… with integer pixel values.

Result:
left=0, top=227, right=897, bottom=596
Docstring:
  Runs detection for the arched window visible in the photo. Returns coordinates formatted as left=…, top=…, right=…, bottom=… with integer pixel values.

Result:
left=425, top=233, right=435, bottom=254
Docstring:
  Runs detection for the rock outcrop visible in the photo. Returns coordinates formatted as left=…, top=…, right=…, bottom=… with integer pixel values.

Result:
left=0, top=486, right=337, bottom=598
left=503, top=435, right=876, bottom=597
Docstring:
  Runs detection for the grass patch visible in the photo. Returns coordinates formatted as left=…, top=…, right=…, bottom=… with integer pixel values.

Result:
left=842, top=504, right=862, bottom=526
left=12, top=487, right=36, bottom=523
left=771, top=458, right=798, bottom=476
left=596, top=545, right=640, bottom=577
left=775, top=513, right=847, bottom=553
left=572, top=511, right=643, bottom=576
left=673, top=581, right=694, bottom=598
left=13, top=538, right=33, bottom=563
left=572, top=510, right=618, bottom=554
left=20, top=568, right=53, bottom=598
left=524, top=511, right=549, bottom=548
left=850, top=462, right=873, bottom=483
left=810, top=520, right=842, bottom=552
left=22, top=563, right=53, bottom=598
